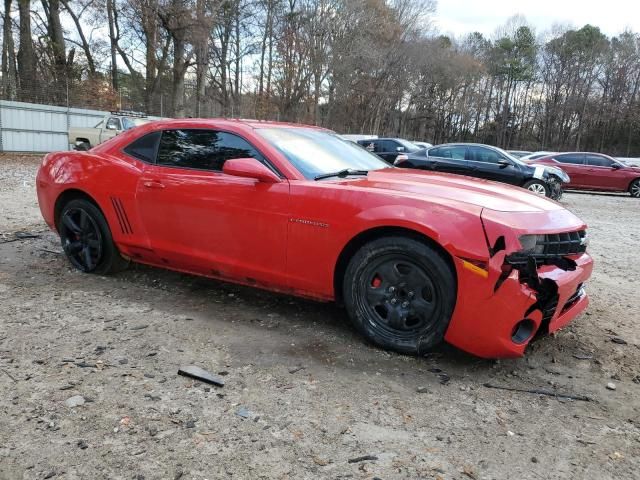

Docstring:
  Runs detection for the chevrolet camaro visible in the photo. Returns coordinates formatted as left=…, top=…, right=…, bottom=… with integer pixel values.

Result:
left=36, top=119, right=594, bottom=358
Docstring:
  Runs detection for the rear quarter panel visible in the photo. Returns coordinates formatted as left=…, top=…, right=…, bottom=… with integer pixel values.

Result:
left=36, top=150, right=150, bottom=254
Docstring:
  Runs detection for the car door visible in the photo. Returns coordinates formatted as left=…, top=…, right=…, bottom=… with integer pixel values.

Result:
left=135, top=128, right=290, bottom=286
left=466, top=146, right=523, bottom=185
left=552, top=154, right=586, bottom=187
left=100, top=117, right=122, bottom=143
left=427, top=146, right=470, bottom=175
left=583, top=154, right=625, bottom=190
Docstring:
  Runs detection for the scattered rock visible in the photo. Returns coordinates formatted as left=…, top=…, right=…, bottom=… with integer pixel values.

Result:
left=129, top=324, right=149, bottom=331
left=531, top=456, right=538, bottom=463
left=118, top=358, right=129, bottom=365
left=75, top=362, right=96, bottom=368
left=611, top=337, right=627, bottom=345
left=64, top=395, right=85, bottom=408
left=184, top=420, right=196, bottom=429
left=289, top=366, right=305, bottom=374
left=606, top=382, right=616, bottom=391
left=77, top=440, right=88, bottom=449
left=236, top=407, right=251, bottom=419
left=416, top=386, right=430, bottom=394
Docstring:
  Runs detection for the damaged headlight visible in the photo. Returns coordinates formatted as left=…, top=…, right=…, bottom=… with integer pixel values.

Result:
left=544, top=166, right=570, bottom=183
left=518, top=234, right=545, bottom=254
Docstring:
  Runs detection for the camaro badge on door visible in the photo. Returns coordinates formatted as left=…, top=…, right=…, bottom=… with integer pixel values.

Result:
left=289, top=218, right=329, bottom=228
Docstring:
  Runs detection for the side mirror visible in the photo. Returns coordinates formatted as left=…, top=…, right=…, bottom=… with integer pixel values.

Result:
left=498, top=159, right=511, bottom=168
left=612, top=163, right=622, bottom=170
left=223, top=158, right=280, bottom=183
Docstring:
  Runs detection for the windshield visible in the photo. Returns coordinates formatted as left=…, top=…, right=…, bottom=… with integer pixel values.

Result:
left=497, top=147, right=527, bottom=166
left=122, top=118, right=150, bottom=130
left=256, top=128, right=390, bottom=179
left=396, top=139, right=421, bottom=153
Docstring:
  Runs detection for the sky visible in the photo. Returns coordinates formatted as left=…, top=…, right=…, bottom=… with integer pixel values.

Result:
left=435, top=0, right=640, bottom=38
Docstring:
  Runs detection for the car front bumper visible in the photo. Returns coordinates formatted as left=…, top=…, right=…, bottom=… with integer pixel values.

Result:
left=444, top=252, right=593, bottom=358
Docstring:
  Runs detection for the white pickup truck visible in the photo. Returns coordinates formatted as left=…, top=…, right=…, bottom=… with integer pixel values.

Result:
left=69, top=113, right=150, bottom=150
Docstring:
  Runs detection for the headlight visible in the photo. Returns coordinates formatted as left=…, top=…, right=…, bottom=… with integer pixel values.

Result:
left=518, top=234, right=545, bottom=254
left=544, top=166, right=570, bottom=183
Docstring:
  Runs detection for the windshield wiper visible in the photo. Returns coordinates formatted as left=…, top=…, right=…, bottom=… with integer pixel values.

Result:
left=314, top=169, right=369, bottom=181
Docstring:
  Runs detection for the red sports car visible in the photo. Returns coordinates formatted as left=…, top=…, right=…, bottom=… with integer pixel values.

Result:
left=36, top=119, right=593, bottom=358
left=525, top=152, right=640, bottom=197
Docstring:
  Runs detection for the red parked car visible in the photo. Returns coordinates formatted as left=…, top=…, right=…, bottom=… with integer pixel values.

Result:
left=525, top=152, right=640, bottom=197
left=36, top=119, right=593, bottom=358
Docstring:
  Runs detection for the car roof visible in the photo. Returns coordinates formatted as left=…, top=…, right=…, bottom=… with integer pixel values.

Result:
left=143, top=118, right=327, bottom=131
left=430, top=143, right=502, bottom=149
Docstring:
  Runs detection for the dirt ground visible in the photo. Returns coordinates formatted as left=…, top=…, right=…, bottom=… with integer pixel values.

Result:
left=1, top=154, right=638, bottom=480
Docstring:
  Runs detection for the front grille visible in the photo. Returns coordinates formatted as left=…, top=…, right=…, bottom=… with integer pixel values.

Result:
left=507, top=230, right=587, bottom=264
left=536, top=230, right=587, bottom=258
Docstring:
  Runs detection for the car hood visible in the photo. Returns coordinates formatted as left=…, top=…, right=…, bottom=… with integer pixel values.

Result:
left=346, top=168, right=564, bottom=213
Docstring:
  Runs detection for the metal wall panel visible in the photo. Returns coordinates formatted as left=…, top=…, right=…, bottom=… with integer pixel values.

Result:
left=0, top=100, right=107, bottom=153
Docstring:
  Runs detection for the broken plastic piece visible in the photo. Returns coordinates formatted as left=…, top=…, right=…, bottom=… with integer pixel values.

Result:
left=178, top=365, right=225, bottom=387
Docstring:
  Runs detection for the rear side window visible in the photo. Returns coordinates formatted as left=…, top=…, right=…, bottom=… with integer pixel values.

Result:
left=554, top=154, right=584, bottom=165
left=156, top=129, right=264, bottom=171
left=586, top=154, right=614, bottom=167
left=123, top=131, right=161, bottom=163
left=429, top=146, right=466, bottom=160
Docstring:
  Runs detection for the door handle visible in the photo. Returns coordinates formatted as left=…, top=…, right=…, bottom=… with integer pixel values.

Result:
left=143, top=180, right=165, bottom=189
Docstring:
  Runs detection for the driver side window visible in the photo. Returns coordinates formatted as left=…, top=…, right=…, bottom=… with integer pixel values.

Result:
left=468, top=146, right=502, bottom=163
left=585, top=154, right=614, bottom=167
left=156, top=129, right=264, bottom=171
left=106, top=117, right=121, bottom=130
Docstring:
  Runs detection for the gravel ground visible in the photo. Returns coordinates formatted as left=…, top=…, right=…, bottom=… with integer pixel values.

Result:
left=1, top=154, right=639, bottom=480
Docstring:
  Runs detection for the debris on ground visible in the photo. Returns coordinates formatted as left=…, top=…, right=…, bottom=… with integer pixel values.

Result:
left=347, top=455, right=378, bottom=463
left=483, top=383, right=591, bottom=401
left=177, top=365, right=225, bottom=387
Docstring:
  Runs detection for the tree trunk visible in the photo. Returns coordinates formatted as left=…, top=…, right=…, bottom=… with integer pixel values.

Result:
left=106, top=0, right=118, bottom=91
left=2, top=0, right=18, bottom=99
left=17, top=0, right=36, bottom=101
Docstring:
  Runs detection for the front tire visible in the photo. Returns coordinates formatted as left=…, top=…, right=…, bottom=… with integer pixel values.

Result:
left=75, top=141, right=91, bottom=151
left=57, top=199, right=129, bottom=274
left=523, top=179, right=550, bottom=197
left=630, top=179, right=640, bottom=198
left=343, top=236, right=456, bottom=355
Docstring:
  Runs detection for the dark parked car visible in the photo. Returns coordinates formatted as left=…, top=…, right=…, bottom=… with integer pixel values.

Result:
left=394, top=143, right=569, bottom=200
left=525, top=152, right=640, bottom=197
left=357, top=138, right=422, bottom=164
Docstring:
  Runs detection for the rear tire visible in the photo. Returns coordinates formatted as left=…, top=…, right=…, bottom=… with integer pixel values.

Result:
left=57, top=199, right=129, bottom=274
left=523, top=179, right=550, bottom=197
left=630, top=179, right=640, bottom=198
left=343, top=236, right=456, bottom=355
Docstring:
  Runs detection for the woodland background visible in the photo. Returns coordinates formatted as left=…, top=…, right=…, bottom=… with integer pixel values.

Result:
left=1, top=0, right=640, bottom=154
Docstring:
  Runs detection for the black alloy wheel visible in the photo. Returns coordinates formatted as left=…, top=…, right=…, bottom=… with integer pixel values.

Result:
left=57, top=199, right=129, bottom=274
left=362, top=255, right=438, bottom=337
left=343, top=236, right=456, bottom=355
left=59, top=207, right=103, bottom=272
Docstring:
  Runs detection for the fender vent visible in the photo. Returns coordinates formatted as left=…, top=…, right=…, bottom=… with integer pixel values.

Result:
left=110, top=197, right=133, bottom=234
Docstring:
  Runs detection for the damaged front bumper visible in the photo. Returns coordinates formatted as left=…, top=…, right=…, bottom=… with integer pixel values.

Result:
left=444, top=208, right=594, bottom=358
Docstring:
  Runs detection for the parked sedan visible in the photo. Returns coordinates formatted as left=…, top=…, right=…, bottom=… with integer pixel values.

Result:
left=357, top=137, right=422, bottom=163
left=526, top=152, right=640, bottom=198
left=37, top=120, right=592, bottom=358
left=507, top=150, right=532, bottom=158
left=394, top=143, right=569, bottom=200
